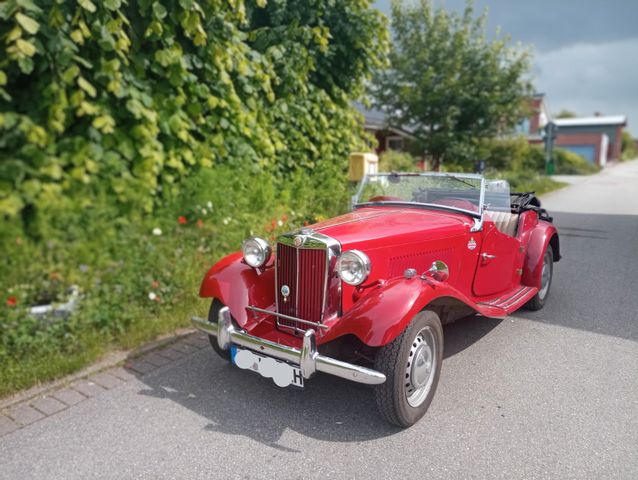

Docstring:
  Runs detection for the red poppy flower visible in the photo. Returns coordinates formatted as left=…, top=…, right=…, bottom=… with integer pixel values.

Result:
left=281, top=214, right=288, bottom=223
left=270, top=219, right=277, bottom=230
left=178, top=216, right=187, bottom=225
left=196, top=219, right=204, bottom=228
left=6, top=296, right=17, bottom=307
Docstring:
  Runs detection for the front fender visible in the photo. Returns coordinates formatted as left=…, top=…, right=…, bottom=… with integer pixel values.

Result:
left=199, top=252, right=275, bottom=325
left=322, top=277, right=506, bottom=347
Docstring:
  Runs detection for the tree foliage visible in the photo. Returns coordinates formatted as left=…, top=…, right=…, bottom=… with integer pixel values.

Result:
left=0, top=0, right=387, bottom=220
left=621, top=130, right=637, bottom=161
left=373, top=0, right=532, bottom=170
left=555, top=109, right=577, bottom=119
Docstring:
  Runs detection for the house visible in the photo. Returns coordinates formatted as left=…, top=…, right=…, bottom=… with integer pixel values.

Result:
left=554, top=114, right=627, bottom=166
left=515, top=93, right=551, bottom=145
left=353, top=102, right=416, bottom=155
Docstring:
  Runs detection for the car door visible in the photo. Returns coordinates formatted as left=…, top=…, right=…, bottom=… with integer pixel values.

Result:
left=472, top=222, right=520, bottom=297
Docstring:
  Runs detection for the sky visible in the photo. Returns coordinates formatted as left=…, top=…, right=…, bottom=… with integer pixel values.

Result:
left=373, top=0, right=638, bottom=136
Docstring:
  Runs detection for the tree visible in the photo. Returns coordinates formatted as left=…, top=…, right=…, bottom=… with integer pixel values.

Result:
left=621, top=131, right=637, bottom=161
left=373, top=0, right=532, bottom=170
left=556, top=109, right=578, bottom=119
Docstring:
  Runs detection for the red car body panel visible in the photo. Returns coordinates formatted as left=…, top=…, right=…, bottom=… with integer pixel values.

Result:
left=199, top=205, right=558, bottom=350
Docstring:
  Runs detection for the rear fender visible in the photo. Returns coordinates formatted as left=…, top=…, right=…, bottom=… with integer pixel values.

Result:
left=199, top=252, right=275, bottom=325
left=322, top=277, right=506, bottom=347
left=522, top=222, right=559, bottom=288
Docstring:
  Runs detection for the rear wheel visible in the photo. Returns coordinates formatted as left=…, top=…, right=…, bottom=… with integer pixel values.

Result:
left=207, top=299, right=231, bottom=361
left=525, top=245, right=554, bottom=311
left=374, top=310, right=443, bottom=428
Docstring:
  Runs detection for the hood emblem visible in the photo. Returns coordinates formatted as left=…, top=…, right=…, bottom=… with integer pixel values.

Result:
left=281, top=285, right=290, bottom=302
left=294, top=236, right=304, bottom=247
left=467, top=237, right=477, bottom=251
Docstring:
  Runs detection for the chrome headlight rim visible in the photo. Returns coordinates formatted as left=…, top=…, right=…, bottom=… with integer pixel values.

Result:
left=242, top=237, right=272, bottom=268
left=337, top=249, right=371, bottom=286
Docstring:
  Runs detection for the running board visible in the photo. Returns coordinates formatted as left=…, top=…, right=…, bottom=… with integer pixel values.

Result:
left=477, top=285, right=538, bottom=314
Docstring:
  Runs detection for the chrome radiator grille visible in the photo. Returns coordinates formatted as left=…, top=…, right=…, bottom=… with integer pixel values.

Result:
left=275, top=231, right=341, bottom=335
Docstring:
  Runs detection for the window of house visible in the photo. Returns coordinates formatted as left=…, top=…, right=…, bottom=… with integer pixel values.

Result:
left=386, top=136, right=405, bottom=151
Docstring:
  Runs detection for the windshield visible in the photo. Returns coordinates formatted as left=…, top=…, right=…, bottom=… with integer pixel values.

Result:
left=353, top=173, right=510, bottom=218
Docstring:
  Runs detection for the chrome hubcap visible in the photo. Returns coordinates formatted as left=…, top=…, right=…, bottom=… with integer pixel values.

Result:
left=538, top=251, right=552, bottom=300
left=405, top=327, right=437, bottom=407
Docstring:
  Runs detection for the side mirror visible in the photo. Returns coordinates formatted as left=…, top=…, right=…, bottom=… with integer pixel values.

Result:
left=424, top=261, right=449, bottom=282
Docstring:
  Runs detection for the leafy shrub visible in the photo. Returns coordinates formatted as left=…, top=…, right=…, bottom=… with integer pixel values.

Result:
left=379, top=150, right=417, bottom=172
left=553, top=148, right=599, bottom=175
left=621, top=131, right=637, bottom=161
left=0, top=0, right=387, bottom=223
left=477, top=136, right=545, bottom=172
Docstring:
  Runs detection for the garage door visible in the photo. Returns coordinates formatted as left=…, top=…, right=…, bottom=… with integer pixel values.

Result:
left=561, top=145, right=595, bottom=163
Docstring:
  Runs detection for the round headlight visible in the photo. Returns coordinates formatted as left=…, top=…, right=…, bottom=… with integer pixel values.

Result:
left=337, top=250, right=371, bottom=286
left=242, top=237, right=271, bottom=268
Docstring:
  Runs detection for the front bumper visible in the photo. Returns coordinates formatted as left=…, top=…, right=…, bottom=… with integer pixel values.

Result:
left=191, top=307, right=386, bottom=386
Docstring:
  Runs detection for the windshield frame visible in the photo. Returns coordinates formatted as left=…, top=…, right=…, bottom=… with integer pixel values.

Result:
left=352, top=172, right=486, bottom=220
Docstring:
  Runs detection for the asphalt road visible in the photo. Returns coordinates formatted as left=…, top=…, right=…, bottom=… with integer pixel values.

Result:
left=1, top=162, right=638, bottom=480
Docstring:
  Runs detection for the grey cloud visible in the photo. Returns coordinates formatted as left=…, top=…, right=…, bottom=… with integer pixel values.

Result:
left=374, top=0, right=638, bottom=52
left=535, top=39, right=638, bottom=135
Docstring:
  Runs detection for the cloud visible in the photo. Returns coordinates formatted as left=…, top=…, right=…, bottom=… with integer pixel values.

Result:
left=535, top=38, right=638, bottom=135
left=374, top=0, right=638, bottom=52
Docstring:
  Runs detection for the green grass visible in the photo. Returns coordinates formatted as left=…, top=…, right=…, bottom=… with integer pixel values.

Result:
left=0, top=166, right=350, bottom=398
left=501, top=171, right=568, bottom=196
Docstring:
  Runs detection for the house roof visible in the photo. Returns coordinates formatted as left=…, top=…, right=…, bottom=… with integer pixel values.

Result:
left=353, top=101, right=418, bottom=137
left=554, top=115, right=627, bottom=127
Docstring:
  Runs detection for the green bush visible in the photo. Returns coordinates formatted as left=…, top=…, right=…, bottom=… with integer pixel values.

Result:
left=553, top=148, right=599, bottom=175
left=379, top=150, right=417, bottom=172
left=477, top=136, right=545, bottom=172
left=621, top=131, right=637, bottom=161
left=0, top=0, right=387, bottom=222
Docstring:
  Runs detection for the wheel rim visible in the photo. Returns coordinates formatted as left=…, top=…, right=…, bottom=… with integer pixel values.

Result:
left=538, top=250, right=552, bottom=300
left=405, top=326, right=437, bottom=408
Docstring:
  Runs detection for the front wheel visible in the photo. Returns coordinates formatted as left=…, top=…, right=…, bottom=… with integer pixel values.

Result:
left=374, top=310, right=443, bottom=428
left=525, top=245, right=554, bottom=311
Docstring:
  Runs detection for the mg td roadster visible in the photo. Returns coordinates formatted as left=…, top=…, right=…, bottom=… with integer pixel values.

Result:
left=191, top=172, right=560, bottom=427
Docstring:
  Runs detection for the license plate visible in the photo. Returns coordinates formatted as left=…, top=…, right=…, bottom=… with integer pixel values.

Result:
left=230, top=346, right=304, bottom=388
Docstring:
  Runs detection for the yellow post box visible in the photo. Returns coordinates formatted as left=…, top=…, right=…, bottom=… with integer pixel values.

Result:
left=348, top=152, right=379, bottom=181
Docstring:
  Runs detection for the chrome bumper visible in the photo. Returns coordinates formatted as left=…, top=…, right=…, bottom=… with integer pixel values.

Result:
left=190, top=307, right=386, bottom=386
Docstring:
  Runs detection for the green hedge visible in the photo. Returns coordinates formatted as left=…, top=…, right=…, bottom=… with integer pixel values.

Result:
left=0, top=0, right=387, bottom=223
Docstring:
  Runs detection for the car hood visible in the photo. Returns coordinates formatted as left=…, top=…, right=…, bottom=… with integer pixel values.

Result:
left=309, top=206, right=472, bottom=249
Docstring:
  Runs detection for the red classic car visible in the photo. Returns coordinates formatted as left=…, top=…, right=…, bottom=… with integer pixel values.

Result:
left=191, top=172, right=560, bottom=427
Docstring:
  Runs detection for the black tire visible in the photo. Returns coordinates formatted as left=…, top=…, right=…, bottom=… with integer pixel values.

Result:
left=207, top=299, right=232, bottom=361
left=374, top=310, right=444, bottom=428
left=525, top=245, right=553, bottom=311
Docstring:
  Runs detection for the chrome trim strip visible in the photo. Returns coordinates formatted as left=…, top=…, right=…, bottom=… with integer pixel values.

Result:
left=355, top=201, right=482, bottom=220
left=191, top=309, right=385, bottom=385
left=295, top=246, right=300, bottom=316
left=247, top=305, right=329, bottom=330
